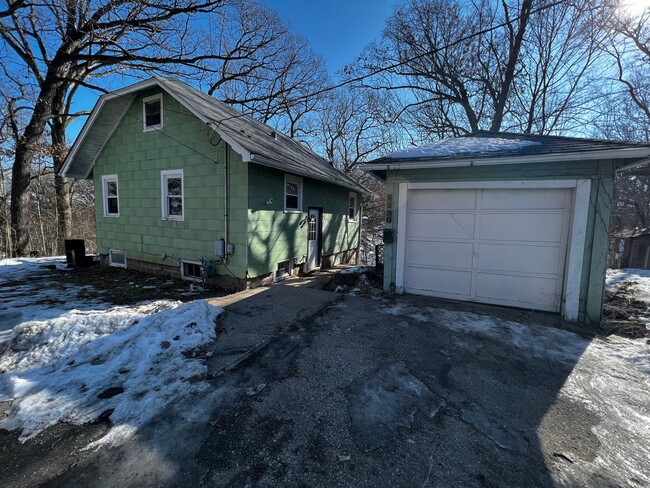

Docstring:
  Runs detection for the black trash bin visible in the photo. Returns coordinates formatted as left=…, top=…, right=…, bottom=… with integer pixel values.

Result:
left=64, top=239, right=86, bottom=266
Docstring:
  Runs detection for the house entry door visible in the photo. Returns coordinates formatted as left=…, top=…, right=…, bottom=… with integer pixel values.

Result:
left=306, top=208, right=322, bottom=272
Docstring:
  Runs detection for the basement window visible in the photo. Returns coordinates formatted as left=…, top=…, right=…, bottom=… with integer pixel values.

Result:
left=143, top=94, right=163, bottom=131
left=275, top=259, right=292, bottom=281
left=181, top=259, right=203, bottom=281
left=108, top=248, right=126, bottom=268
left=102, top=174, right=119, bottom=217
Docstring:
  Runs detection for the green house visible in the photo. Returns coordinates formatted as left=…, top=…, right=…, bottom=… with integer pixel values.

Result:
left=363, top=132, right=650, bottom=324
left=62, top=77, right=366, bottom=289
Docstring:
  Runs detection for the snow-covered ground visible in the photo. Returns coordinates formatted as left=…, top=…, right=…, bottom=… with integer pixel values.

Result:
left=0, top=257, right=223, bottom=448
left=606, top=268, right=650, bottom=300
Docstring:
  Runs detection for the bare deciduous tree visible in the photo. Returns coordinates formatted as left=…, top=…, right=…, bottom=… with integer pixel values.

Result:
left=198, top=0, right=329, bottom=138
left=351, top=0, right=600, bottom=139
left=0, top=0, right=227, bottom=255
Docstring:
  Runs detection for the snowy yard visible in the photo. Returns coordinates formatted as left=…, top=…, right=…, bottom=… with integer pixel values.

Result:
left=0, top=257, right=223, bottom=449
left=603, top=268, right=650, bottom=337
left=0, top=260, right=649, bottom=487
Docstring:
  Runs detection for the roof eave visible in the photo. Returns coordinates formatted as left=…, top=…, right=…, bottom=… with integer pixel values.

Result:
left=250, top=154, right=369, bottom=194
left=361, top=147, right=650, bottom=172
left=61, top=78, right=162, bottom=179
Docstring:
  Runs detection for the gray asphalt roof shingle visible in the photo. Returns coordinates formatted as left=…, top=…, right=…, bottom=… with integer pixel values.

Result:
left=370, top=130, right=650, bottom=163
left=62, top=77, right=367, bottom=194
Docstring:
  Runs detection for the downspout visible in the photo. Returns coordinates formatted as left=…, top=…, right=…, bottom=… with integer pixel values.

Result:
left=356, top=199, right=363, bottom=265
left=224, top=144, right=230, bottom=264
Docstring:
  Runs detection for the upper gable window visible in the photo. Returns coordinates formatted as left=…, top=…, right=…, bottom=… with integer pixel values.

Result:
left=284, top=175, right=303, bottom=212
left=143, top=94, right=163, bottom=130
left=161, top=169, right=184, bottom=220
left=102, top=174, right=119, bottom=217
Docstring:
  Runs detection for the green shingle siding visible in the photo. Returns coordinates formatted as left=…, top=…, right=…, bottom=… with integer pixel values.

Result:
left=93, top=88, right=359, bottom=283
left=247, top=164, right=360, bottom=276
left=93, top=89, right=247, bottom=278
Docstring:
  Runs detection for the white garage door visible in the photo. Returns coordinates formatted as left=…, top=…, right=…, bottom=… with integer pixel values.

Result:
left=403, top=187, right=573, bottom=312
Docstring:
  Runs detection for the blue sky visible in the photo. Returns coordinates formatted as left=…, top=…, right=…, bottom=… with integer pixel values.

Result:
left=68, top=0, right=396, bottom=139
left=260, top=0, right=396, bottom=73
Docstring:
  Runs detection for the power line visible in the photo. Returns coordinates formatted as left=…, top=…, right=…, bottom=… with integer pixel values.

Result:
left=84, top=0, right=568, bottom=130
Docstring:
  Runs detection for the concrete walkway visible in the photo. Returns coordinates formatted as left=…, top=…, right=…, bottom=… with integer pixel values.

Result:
left=205, top=270, right=340, bottom=375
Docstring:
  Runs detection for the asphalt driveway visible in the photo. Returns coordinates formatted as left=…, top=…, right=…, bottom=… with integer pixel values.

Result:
left=1, top=270, right=648, bottom=487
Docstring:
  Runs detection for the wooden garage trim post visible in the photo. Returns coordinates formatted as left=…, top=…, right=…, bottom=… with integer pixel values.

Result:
left=565, top=179, right=591, bottom=321
left=395, top=179, right=588, bottom=321
left=395, top=182, right=408, bottom=292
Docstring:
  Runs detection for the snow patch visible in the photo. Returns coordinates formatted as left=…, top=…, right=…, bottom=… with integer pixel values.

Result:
left=606, top=268, right=650, bottom=300
left=0, top=299, right=223, bottom=445
left=338, top=266, right=372, bottom=275
left=383, top=137, right=540, bottom=160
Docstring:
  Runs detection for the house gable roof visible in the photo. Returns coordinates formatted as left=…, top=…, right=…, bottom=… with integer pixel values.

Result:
left=61, top=77, right=367, bottom=194
left=362, top=131, right=650, bottom=176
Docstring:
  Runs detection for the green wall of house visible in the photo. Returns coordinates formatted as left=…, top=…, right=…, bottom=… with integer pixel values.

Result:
left=92, top=87, right=360, bottom=283
left=381, top=160, right=616, bottom=324
left=92, top=88, right=249, bottom=279
left=247, top=164, right=361, bottom=277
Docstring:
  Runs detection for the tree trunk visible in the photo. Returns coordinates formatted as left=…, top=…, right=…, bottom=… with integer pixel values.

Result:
left=489, top=0, right=534, bottom=132
left=10, top=65, right=65, bottom=256
left=10, top=142, right=35, bottom=256
left=52, top=86, right=72, bottom=254
left=54, top=175, right=72, bottom=253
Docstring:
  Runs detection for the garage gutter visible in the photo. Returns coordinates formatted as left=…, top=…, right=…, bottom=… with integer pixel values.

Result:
left=360, top=147, right=650, bottom=172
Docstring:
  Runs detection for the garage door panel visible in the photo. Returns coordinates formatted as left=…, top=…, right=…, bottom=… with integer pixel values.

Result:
left=477, top=243, right=562, bottom=274
left=481, top=188, right=569, bottom=210
left=475, top=273, right=560, bottom=311
left=401, top=187, right=572, bottom=313
left=479, top=213, right=565, bottom=243
left=405, top=267, right=472, bottom=296
left=406, top=241, right=474, bottom=268
left=406, top=213, right=475, bottom=240
left=409, top=189, right=477, bottom=210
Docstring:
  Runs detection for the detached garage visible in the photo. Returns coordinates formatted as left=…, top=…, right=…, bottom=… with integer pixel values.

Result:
left=363, top=132, right=650, bottom=324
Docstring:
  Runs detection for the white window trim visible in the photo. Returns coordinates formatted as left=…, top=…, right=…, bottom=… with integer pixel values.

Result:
left=161, top=169, right=184, bottom=221
left=284, top=174, right=303, bottom=213
left=180, top=259, right=203, bottom=282
left=108, top=248, right=126, bottom=268
left=102, top=174, right=119, bottom=217
left=143, top=94, right=163, bottom=131
left=348, top=192, right=358, bottom=222
left=394, top=179, right=590, bottom=322
left=273, top=258, right=294, bottom=282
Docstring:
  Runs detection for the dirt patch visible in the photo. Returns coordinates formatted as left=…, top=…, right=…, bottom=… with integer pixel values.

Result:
left=55, top=265, right=229, bottom=305
left=601, top=281, right=650, bottom=339
left=323, top=268, right=384, bottom=298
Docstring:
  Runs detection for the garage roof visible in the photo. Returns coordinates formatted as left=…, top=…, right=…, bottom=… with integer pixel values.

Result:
left=362, top=131, right=650, bottom=175
left=61, top=77, right=367, bottom=194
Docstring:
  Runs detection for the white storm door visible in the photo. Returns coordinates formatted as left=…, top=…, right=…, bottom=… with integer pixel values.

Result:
left=306, top=208, right=321, bottom=271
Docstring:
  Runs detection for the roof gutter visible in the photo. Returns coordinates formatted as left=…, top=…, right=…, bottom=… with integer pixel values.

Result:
left=360, top=147, right=650, bottom=172
left=250, top=154, right=369, bottom=194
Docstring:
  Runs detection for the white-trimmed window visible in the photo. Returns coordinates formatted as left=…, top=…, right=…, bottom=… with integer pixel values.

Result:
left=348, top=192, right=358, bottom=221
left=143, top=94, right=163, bottom=131
left=181, top=259, right=203, bottom=281
left=274, top=259, right=293, bottom=281
left=108, top=248, right=126, bottom=268
left=284, top=175, right=303, bottom=212
left=161, top=169, right=184, bottom=220
left=102, top=175, right=119, bottom=217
